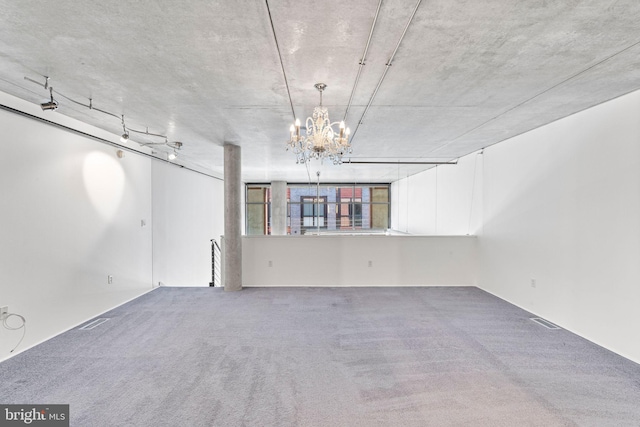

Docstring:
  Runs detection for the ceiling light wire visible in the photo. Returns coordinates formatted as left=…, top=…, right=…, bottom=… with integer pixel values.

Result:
left=0, top=102, right=220, bottom=180
left=23, top=75, right=49, bottom=89
left=127, top=126, right=169, bottom=141
left=54, top=92, right=120, bottom=120
left=466, top=150, right=481, bottom=235
left=350, top=0, right=423, bottom=143
left=343, top=0, right=384, bottom=123
left=0, top=76, right=44, bottom=98
left=264, top=0, right=296, bottom=122
left=304, top=155, right=312, bottom=185
left=23, top=74, right=183, bottom=155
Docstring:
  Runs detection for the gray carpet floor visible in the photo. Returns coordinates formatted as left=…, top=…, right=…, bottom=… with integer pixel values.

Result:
left=1, top=287, right=640, bottom=426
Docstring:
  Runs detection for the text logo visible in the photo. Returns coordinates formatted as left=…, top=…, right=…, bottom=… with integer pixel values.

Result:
left=0, top=405, right=68, bottom=427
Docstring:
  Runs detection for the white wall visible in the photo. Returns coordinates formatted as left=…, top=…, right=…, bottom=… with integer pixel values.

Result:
left=0, top=92, right=226, bottom=360
left=152, top=162, right=224, bottom=287
left=479, top=90, right=640, bottom=363
left=0, top=95, right=153, bottom=360
left=389, top=90, right=640, bottom=364
left=243, top=235, right=477, bottom=287
left=391, top=152, right=483, bottom=235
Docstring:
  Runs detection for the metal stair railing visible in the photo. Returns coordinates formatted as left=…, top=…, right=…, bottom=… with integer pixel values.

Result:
left=209, top=239, right=222, bottom=287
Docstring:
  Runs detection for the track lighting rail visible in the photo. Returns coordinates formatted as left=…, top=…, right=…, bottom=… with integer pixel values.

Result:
left=23, top=74, right=183, bottom=159
left=0, top=102, right=220, bottom=180
left=54, top=91, right=121, bottom=120
left=343, top=0, right=383, bottom=123
left=350, top=0, right=423, bottom=143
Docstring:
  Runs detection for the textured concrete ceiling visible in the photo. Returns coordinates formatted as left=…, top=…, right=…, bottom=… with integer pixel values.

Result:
left=1, top=0, right=640, bottom=183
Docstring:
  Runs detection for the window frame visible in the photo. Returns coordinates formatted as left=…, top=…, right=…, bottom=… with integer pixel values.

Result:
left=245, top=183, right=391, bottom=235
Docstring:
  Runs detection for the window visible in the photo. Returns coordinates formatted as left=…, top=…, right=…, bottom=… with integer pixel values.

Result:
left=245, top=183, right=390, bottom=235
left=245, top=185, right=271, bottom=235
left=301, top=197, right=326, bottom=228
left=335, top=186, right=366, bottom=229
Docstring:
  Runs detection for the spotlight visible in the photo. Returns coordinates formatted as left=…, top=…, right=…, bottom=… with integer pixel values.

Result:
left=40, top=87, right=58, bottom=111
left=40, top=100, right=58, bottom=111
left=120, top=116, right=130, bottom=143
left=168, top=152, right=177, bottom=161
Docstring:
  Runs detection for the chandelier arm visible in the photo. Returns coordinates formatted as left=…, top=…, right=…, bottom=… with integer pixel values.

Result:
left=305, top=116, right=316, bottom=136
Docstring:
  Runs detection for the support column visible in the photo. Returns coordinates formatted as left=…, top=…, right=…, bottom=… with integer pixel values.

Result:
left=271, top=181, right=287, bottom=235
left=224, top=144, right=242, bottom=291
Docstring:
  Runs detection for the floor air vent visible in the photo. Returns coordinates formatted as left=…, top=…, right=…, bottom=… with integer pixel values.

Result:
left=530, top=317, right=561, bottom=330
left=79, top=318, right=110, bottom=330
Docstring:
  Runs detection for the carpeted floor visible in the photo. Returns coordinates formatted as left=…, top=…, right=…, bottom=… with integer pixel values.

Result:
left=1, top=286, right=639, bottom=426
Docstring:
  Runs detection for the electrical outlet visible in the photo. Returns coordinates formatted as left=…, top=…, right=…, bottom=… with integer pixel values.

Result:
left=368, top=260, right=373, bottom=267
left=268, top=260, right=273, bottom=267
left=531, top=279, right=536, bottom=288
left=0, top=306, right=8, bottom=320
left=108, top=275, right=113, bottom=284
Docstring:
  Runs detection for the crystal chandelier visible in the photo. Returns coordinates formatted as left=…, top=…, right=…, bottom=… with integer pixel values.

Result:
left=287, top=83, right=351, bottom=164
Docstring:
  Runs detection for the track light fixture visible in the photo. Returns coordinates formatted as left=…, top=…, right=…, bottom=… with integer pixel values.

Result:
left=40, top=87, right=58, bottom=111
left=167, top=141, right=181, bottom=160
left=138, top=138, right=182, bottom=161
left=24, top=74, right=187, bottom=158
left=120, top=116, right=129, bottom=143
left=40, top=101, right=58, bottom=111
